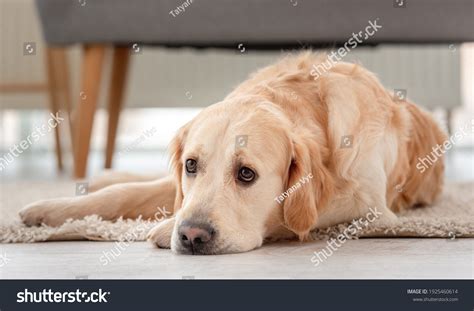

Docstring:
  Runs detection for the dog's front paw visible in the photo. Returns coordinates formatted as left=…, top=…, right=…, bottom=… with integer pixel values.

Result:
left=147, top=218, right=175, bottom=249
left=372, top=209, right=399, bottom=228
left=19, top=199, right=72, bottom=227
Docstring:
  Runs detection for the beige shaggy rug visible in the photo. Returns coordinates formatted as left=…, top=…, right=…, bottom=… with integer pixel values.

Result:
left=0, top=181, right=473, bottom=243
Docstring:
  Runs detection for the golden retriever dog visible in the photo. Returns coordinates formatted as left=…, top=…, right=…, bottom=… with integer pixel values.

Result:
left=19, top=52, right=446, bottom=254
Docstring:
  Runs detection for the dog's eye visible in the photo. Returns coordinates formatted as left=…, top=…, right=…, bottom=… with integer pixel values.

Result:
left=238, top=167, right=256, bottom=183
left=185, top=159, right=197, bottom=175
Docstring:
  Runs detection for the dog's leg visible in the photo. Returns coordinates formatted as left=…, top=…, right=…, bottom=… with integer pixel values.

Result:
left=88, top=170, right=164, bottom=192
left=356, top=158, right=399, bottom=227
left=19, top=176, right=176, bottom=227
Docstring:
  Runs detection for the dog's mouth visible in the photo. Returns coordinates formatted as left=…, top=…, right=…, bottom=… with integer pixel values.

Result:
left=173, top=232, right=243, bottom=255
left=172, top=219, right=260, bottom=255
left=174, top=240, right=228, bottom=255
left=176, top=247, right=220, bottom=255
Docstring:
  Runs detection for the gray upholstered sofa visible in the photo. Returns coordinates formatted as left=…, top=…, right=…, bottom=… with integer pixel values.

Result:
left=37, top=0, right=473, bottom=46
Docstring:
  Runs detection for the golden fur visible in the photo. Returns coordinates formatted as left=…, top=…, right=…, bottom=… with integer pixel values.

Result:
left=20, top=52, right=446, bottom=254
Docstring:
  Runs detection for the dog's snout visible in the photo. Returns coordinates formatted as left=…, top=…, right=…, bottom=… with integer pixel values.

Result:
left=178, top=222, right=215, bottom=252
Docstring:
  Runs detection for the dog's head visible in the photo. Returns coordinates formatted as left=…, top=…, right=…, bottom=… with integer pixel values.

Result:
left=169, top=98, right=333, bottom=254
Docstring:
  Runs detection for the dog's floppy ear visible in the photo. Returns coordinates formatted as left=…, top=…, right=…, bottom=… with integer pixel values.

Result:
left=282, top=135, right=334, bottom=240
left=169, top=122, right=191, bottom=213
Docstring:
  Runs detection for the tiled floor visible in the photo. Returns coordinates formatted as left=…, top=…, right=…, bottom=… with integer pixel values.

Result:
left=1, top=239, right=472, bottom=279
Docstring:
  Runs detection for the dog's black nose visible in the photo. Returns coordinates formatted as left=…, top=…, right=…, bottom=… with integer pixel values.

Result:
left=178, top=222, right=215, bottom=251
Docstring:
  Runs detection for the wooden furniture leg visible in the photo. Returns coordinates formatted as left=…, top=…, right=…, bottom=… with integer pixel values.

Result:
left=1, top=48, right=66, bottom=172
left=74, top=45, right=106, bottom=178
left=45, top=48, right=63, bottom=171
left=54, top=48, right=74, bottom=158
left=105, top=47, right=130, bottom=168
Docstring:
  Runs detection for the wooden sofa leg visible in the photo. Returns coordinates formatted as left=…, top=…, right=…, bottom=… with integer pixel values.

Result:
left=74, top=45, right=106, bottom=178
left=45, top=48, right=63, bottom=171
left=105, top=47, right=130, bottom=169
left=55, top=48, right=74, bottom=159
